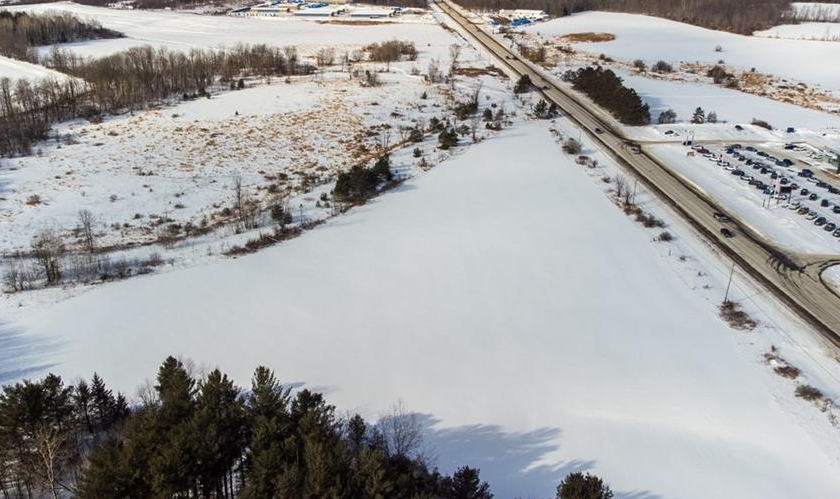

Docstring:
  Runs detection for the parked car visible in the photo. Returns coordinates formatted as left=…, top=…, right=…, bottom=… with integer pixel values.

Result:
left=798, top=207, right=810, bottom=215
left=807, top=212, right=819, bottom=220
left=829, top=187, right=840, bottom=194
left=786, top=127, right=796, bottom=133
left=782, top=159, right=794, bottom=166
left=720, top=228, right=735, bottom=238
left=780, top=178, right=790, bottom=185
left=810, top=193, right=819, bottom=201
left=732, top=169, right=745, bottom=176
left=815, top=217, right=827, bottom=226
left=821, top=199, right=831, bottom=207
left=817, top=181, right=830, bottom=189
left=746, top=146, right=756, bottom=152
left=825, top=223, right=837, bottom=232
left=735, top=125, right=743, bottom=131
left=788, top=201, right=801, bottom=210
left=834, top=228, right=840, bottom=237
left=833, top=206, right=840, bottom=214
left=801, top=188, right=810, bottom=195
left=713, top=212, right=730, bottom=222
left=801, top=169, right=814, bottom=177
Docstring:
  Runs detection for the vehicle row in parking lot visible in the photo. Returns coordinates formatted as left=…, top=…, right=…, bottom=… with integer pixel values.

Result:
left=691, top=142, right=840, bottom=242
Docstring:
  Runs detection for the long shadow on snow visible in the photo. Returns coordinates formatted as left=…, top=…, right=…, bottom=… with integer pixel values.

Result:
left=416, top=413, right=664, bottom=499
left=417, top=413, right=593, bottom=499
left=0, top=321, right=61, bottom=385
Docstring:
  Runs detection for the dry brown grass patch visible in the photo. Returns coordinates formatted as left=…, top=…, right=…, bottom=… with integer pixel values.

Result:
left=719, top=300, right=757, bottom=330
left=560, top=32, right=616, bottom=43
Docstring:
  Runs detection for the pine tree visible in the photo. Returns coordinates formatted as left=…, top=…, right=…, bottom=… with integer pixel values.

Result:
left=240, top=367, right=291, bottom=499
left=448, top=466, right=492, bottom=499
left=556, top=472, right=613, bottom=499
left=193, top=369, right=245, bottom=499
left=691, top=107, right=706, bottom=124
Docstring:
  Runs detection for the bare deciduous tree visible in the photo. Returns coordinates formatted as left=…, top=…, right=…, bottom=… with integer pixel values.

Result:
left=31, top=229, right=65, bottom=284
left=77, top=209, right=97, bottom=253
left=378, top=400, right=425, bottom=461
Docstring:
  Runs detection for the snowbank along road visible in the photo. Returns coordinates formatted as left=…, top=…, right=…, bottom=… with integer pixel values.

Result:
left=434, top=0, right=840, bottom=348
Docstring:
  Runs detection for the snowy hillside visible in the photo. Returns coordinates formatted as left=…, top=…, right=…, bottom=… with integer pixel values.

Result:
left=522, top=11, right=840, bottom=90
left=0, top=54, right=71, bottom=82
left=7, top=124, right=840, bottom=499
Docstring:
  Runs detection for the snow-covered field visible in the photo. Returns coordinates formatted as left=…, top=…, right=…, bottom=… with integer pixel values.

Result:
left=522, top=11, right=840, bottom=90
left=0, top=54, right=70, bottom=82
left=756, top=21, right=840, bottom=41
left=2, top=2, right=453, bottom=60
left=617, top=70, right=840, bottom=132
left=5, top=123, right=840, bottom=499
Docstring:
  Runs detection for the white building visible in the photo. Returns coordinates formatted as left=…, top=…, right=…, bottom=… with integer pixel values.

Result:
left=498, top=9, right=548, bottom=21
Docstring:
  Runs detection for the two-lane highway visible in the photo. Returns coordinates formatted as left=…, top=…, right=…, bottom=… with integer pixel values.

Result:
left=434, top=0, right=840, bottom=347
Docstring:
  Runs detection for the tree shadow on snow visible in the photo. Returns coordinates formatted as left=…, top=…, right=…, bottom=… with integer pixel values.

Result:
left=417, top=414, right=593, bottom=499
left=415, top=414, right=664, bottom=499
left=0, top=322, right=61, bottom=385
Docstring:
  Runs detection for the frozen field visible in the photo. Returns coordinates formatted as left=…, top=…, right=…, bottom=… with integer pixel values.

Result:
left=0, top=54, right=70, bottom=82
left=3, top=2, right=455, bottom=60
left=5, top=124, right=840, bottom=499
left=756, top=21, right=840, bottom=41
left=616, top=70, right=840, bottom=132
left=522, top=11, right=840, bottom=90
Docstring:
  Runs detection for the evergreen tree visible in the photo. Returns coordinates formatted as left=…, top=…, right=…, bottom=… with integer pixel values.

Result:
left=448, top=466, right=492, bottom=499
left=691, top=107, right=706, bottom=124
left=240, top=367, right=291, bottom=499
left=556, top=472, right=614, bottom=499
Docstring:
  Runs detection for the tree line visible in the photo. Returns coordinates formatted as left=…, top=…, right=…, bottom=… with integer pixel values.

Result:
left=1, top=356, right=617, bottom=499
left=0, top=11, right=123, bottom=61
left=563, top=66, right=650, bottom=126
left=0, top=43, right=315, bottom=157
left=442, top=0, right=793, bottom=34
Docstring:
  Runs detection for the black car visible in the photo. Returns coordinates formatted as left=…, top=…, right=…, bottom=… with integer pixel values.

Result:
left=815, top=217, right=827, bottom=226
left=594, top=127, right=603, bottom=134
left=731, top=169, right=744, bottom=176
left=810, top=193, right=819, bottom=201
left=817, top=181, right=830, bottom=189
left=720, top=228, right=735, bottom=238
left=801, top=188, right=810, bottom=195
left=822, top=199, right=831, bottom=207
left=833, top=206, right=840, bottom=214
left=758, top=151, right=768, bottom=157
left=830, top=187, right=840, bottom=194
left=782, top=159, right=794, bottom=166
left=746, top=146, right=756, bottom=152
left=780, top=178, right=789, bottom=185
left=770, top=173, right=778, bottom=179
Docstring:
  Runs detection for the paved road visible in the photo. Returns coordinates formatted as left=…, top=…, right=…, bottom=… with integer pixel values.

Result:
left=434, top=0, right=840, bottom=346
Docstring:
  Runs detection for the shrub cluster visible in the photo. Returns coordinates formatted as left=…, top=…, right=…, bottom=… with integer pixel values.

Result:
left=564, top=66, right=650, bottom=125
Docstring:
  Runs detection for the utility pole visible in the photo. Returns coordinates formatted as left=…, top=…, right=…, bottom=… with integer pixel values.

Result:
left=724, top=263, right=735, bottom=303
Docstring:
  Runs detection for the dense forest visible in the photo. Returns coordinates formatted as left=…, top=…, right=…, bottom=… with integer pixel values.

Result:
left=0, top=44, right=315, bottom=157
left=0, top=11, right=123, bottom=61
left=0, top=356, right=616, bottom=499
left=562, top=66, right=650, bottom=125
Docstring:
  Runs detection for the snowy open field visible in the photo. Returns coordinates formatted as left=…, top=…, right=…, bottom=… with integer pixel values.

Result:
left=0, top=54, right=70, bottom=82
left=756, top=21, right=840, bottom=41
left=522, top=11, right=840, bottom=90
left=616, top=70, right=840, bottom=132
left=1, top=2, right=454, bottom=60
left=5, top=123, right=840, bottom=499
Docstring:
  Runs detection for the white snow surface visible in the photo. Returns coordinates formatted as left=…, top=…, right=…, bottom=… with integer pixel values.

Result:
left=616, top=70, right=840, bottom=132
left=522, top=11, right=840, bottom=90
left=6, top=124, right=840, bottom=499
left=3, top=2, right=455, bottom=60
left=756, top=21, right=840, bottom=41
left=0, top=54, right=70, bottom=82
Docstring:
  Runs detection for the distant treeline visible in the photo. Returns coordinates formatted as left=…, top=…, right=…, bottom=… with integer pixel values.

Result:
left=0, top=356, right=495, bottom=499
left=0, top=11, right=123, bottom=61
left=564, top=65, right=650, bottom=125
left=445, top=0, right=793, bottom=34
left=0, top=44, right=315, bottom=157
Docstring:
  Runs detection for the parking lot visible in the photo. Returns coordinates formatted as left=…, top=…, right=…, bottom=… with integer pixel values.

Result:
left=651, top=141, right=840, bottom=253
